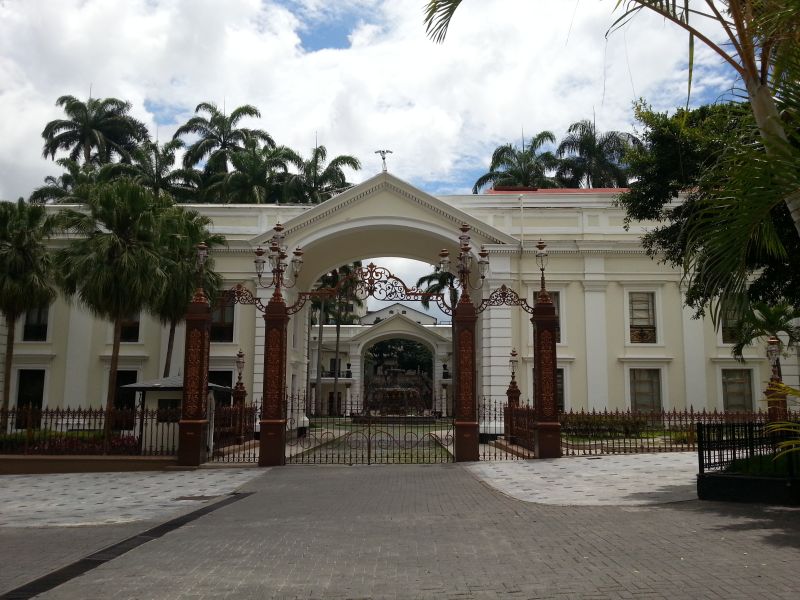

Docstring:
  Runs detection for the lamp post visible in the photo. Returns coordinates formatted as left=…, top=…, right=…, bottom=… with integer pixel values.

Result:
left=178, top=242, right=213, bottom=467
left=531, top=239, right=561, bottom=458
left=232, top=350, right=247, bottom=444
left=438, top=223, right=489, bottom=462
left=766, top=336, right=787, bottom=420
left=507, top=349, right=520, bottom=407
left=253, top=223, right=304, bottom=466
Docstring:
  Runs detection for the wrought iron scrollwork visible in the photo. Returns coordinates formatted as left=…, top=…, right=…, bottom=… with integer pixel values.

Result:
left=227, top=284, right=267, bottom=312
left=476, top=284, right=534, bottom=314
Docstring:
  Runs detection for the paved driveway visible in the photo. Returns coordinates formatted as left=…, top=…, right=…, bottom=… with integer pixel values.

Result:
left=1, top=460, right=796, bottom=600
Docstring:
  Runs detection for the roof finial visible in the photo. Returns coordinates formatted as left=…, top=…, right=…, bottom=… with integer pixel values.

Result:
left=375, top=149, right=393, bottom=172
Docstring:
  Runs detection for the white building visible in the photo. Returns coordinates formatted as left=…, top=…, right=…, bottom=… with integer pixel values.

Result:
left=1, top=172, right=795, bottom=417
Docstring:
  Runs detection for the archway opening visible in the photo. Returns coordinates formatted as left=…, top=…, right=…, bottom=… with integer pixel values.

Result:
left=363, top=338, right=434, bottom=416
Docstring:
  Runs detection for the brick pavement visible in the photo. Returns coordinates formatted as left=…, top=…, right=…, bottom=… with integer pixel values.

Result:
left=24, top=464, right=800, bottom=600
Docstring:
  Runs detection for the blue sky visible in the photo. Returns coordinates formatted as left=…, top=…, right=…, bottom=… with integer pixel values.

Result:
left=0, top=0, right=741, bottom=200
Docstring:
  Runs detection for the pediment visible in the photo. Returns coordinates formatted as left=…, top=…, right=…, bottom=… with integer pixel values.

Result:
left=350, top=313, right=449, bottom=344
left=250, top=172, right=518, bottom=248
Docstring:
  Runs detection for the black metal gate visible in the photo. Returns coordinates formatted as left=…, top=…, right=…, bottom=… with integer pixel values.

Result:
left=286, top=395, right=454, bottom=464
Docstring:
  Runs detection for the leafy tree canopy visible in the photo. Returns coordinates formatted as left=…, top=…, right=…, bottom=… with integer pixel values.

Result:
left=618, top=101, right=800, bottom=313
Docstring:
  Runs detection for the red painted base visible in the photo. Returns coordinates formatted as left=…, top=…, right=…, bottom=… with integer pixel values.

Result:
left=259, top=419, right=286, bottom=466
left=454, top=421, right=479, bottom=462
left=177, top=420, right=208, bottom=466
left=535, top=421, right=562, bottom=459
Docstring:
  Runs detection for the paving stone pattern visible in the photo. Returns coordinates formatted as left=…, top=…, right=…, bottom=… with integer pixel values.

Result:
left=468, top=453, right=699, bottom=505
left=0, top=468, right=263, bottom=527
left=31, top=464, right=800, bottom=600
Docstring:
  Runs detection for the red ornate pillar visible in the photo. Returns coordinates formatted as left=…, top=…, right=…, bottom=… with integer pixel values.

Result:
left=505, top=360, right=521, bottom=447
left=531, top=288, right=562, bottom=458
left=453, top=297, right=479, bottom=462
left=178, top=289, right=211, bottom=466
left=259, top=295, right=289, bottom=466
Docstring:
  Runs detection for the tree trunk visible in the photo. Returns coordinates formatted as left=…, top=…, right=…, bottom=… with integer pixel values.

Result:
left=745, top=79, right=800, bottom=239
left=1, top=315, right=17, bottom=431
left=305, top=306, right=314, bottom=413
left=163, top=319, right=177, bottom=378
left=84, top=140, right=91, bottom=165
left=332, top=315, right=342, bottom=416
left=104, top=318, right=123, bottom=443
left=315, top=299, right=325, bottom=415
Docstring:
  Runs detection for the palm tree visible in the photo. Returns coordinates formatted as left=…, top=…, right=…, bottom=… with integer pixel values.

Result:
left=312, top=271, right=338, bottom=414
left=285, top=146, right=361, bottom=203
left=173, top=102, right=273, bottom=174
left=123, top=139, right=197, bottom=199
left=731, top=302, right=800, bottom=368
left=424, top=1, right=800, bottom=238
left=416, top=269, right=459, bottom=311
left=329, top=263, right=364, bottom=413
left=41, top=95, right=149, bottom=165
left=29, top=159, right=123, bottom=204
left=473, top=131, right=560, bottom=193
left=556, top=120, right=637, bottom=188
left=151, top=207, right=225, bottom=377
left=0, top=200, right=57, bottom=427
left=54, top=180, right=168, bottom=437
left=216, top=139, right=302, bottom=204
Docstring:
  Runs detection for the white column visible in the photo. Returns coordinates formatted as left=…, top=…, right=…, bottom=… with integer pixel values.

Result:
left=480, top=289, right=513, bottom=401
left=63, top=304, right=94, bottom=407
left=348, top=349, right=362, bottom=413
left=252, top=285, right=269, bottom=403
left=583, top=280, right=609, bottom=411
left=681, top=300, right=707, bottom=409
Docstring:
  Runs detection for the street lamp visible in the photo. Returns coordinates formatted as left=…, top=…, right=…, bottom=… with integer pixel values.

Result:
left=254, top=223, right=304, bottom=297
left=437, top=223, right=490, bottom=303
left=767, top=336, right=781, bottom=381
left=192, top=241, right=210, bottom=304
left=534, top=239, right=552, bottom=304
left=509, top=349, right=518, bottom=381
left=235, top=349, right=245, bottom=385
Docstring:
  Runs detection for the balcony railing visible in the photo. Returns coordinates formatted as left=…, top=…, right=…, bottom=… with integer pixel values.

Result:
left=629, top=325, right=657, bottom=343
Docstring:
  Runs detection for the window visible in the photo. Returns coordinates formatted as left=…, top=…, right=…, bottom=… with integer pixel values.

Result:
left=120, top=314, right=140, bottom=343
left=113, top=370, right=138, bottom=430
left=211, top=294, right=235, bottom=343
left=550, top=291, right=561, bottom=344
left=722, top=369, right=753, bottom=412
left=23, top=306, right=48, bottom=341
left=630, top=369, right=662, bottom=412
left=14, top=369, right=45, bottom=429
left=157, top=398, right=181, bottom=423
left=629, top=292, right=656, bottom=343
left=721, top=305, right=740, bottom=345
left=209, top=370, right=233, bottom=406
left=532, top=367, right=565, bottom=412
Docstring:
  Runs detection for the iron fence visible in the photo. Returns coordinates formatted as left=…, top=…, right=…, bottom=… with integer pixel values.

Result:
left=697, top=420, right=799, bottom=475
left=480, top=398, right=534, bottom=460
left=207, top=401, right=260, bottom=463
left=0, top=406, right=179, bottom=456
left=558, top=409, right=793, bottom=456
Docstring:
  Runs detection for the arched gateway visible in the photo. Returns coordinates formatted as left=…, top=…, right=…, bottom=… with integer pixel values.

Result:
left=178, top=173, right=561, bottom=466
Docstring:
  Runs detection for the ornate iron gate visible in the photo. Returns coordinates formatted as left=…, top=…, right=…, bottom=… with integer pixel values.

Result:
left=286, top=395, right=454, bottom=464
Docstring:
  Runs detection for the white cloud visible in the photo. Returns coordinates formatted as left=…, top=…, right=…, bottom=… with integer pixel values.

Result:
left=0, top=0, right=736, bottom=200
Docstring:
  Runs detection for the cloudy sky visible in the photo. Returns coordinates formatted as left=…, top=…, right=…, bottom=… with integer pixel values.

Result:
left=0, top=0, right=739, bottom=202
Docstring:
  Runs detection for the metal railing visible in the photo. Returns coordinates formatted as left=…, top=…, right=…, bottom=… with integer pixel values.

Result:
left=697, top=420, right=798, bottom=475
left=558, top=408, right=789, bottom=456
left=0, top=407, right=179, bottom=456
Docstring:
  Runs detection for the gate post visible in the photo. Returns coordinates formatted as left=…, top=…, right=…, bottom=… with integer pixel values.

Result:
left=453, top=297, right=479, bottom=462
left=178, top=248, right=212, bottom=467
left=259, top=295, right=289, bottom=466
left=531, top=241, right=561, bottom=459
